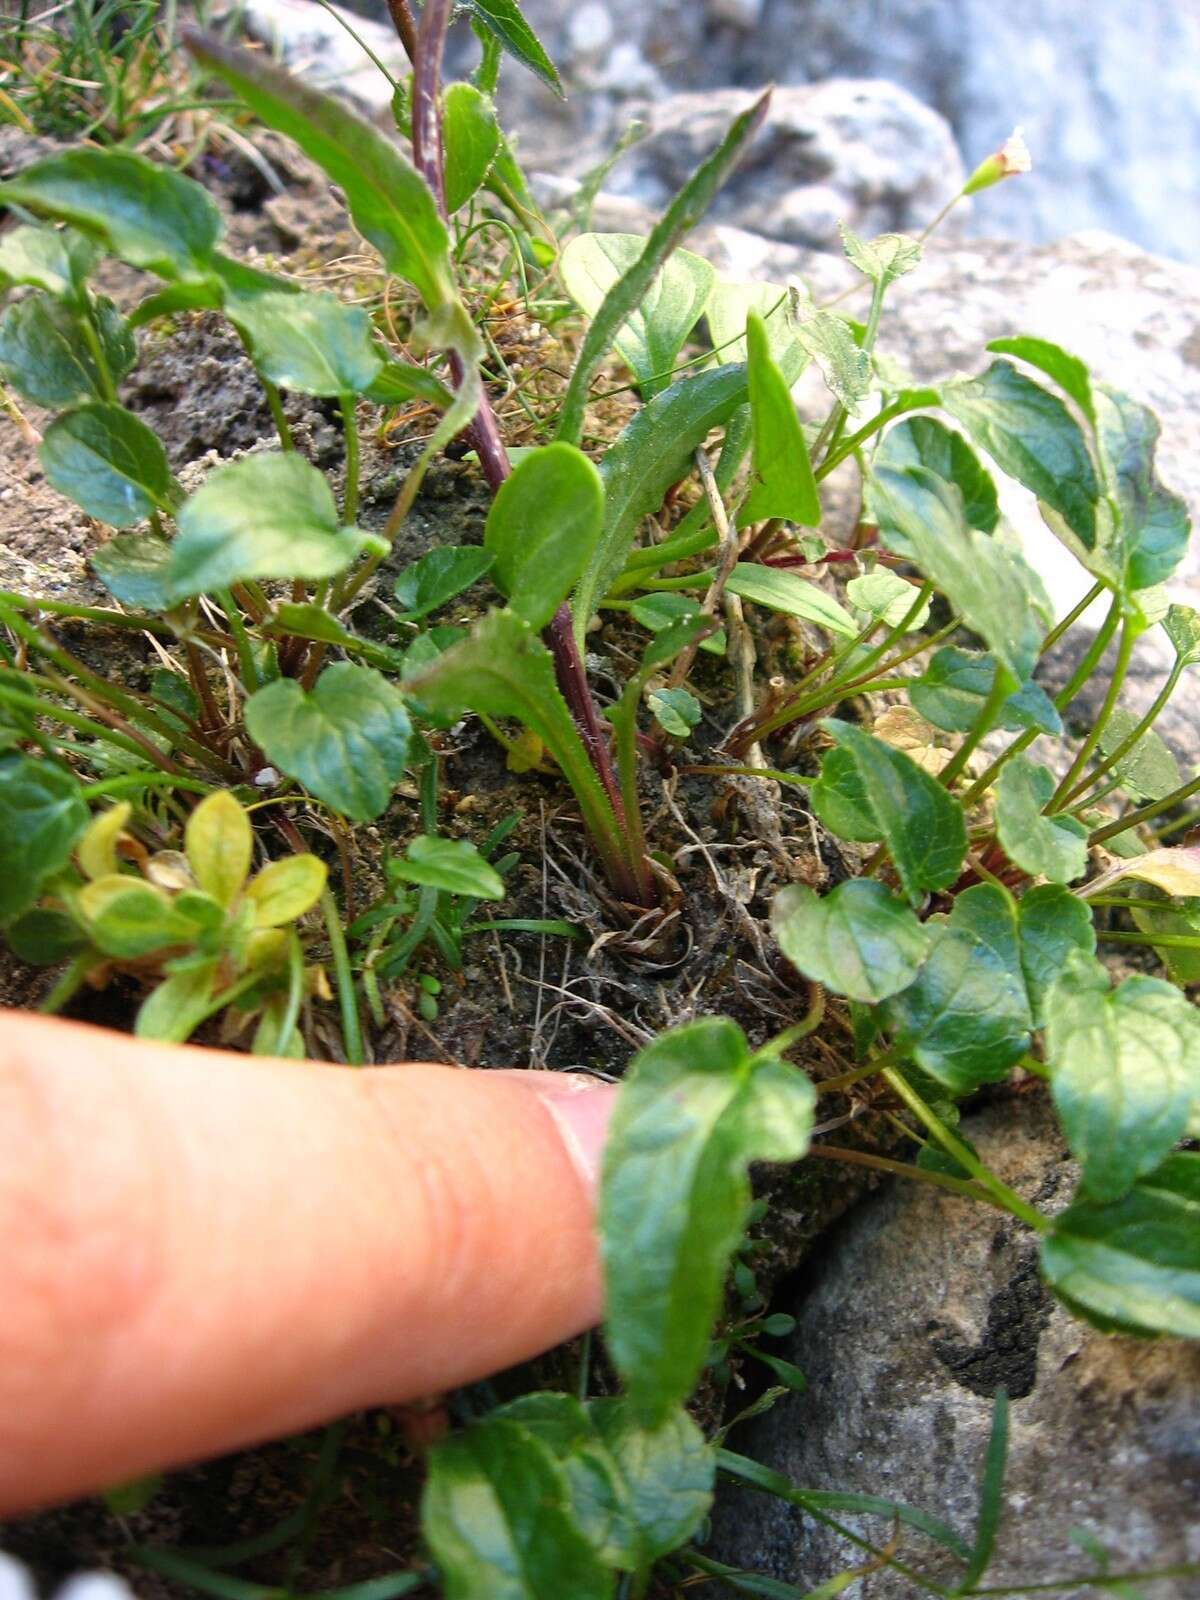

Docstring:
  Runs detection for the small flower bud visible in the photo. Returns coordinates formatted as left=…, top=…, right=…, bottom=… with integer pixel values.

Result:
left=962, top=127, right=1032, bottom=195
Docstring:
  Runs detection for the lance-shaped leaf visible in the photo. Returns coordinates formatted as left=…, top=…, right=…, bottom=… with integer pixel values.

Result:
left=0, top=293, right=132, bottom=407
left=461, top=0, right=563, bottom=95
left=184, top=30, right=453, bottom=309
left=942, top=359, right=1098, bottom=547
left=394, top=545, right=495, bottom=620
left=422, top=1417, right=612, bottom=1600
left=910, top=647, right=1062, bottom=737
left=874, top=414, right=998, bottom=534
left=41, top=403, right=178, bottom=528
left=994, top=758, right=1089, bottom=884
left=0, top=755, right=89, bottom=925
left=1040, top=1153, right=1200, bottom=1338
left=821, top=719, right=967, bottom=904
left=485, top=443, right=604, bottom=628
left=772, top=879, right=932, bottom=1003
left=184, top=790, right=251, bottom=907
left=560, top=232, right=715, bottom=399
left=244, top=663, right=412, bottom=823
left=1044, top=952, right=1198, bottom=1202
left=408, top=609, right=626, bottom=878
left=883, top=884, right=1031, bottom=1094
left=443, top=82, right=502, bottom=213
left=556, top=90, right=769, bottom=446
left=392, top=835, right=505, bottom=901
left=0, top=223, right=98, bottom=301
left=839, top=224, right=921, bottom=288
left=725, top=563, right=856, bottom=637
left=573, top=362, right=748, bottom=641
left=366, top=359, right=455, bottom=410
left=1, top=148, right=222, bottom=280
left=601, top=1017, right=814, bottom=1424
left=740, top=311, right=820, bottom=526
left=868, top=464, right=1042, bottom=684
left=1016, top=883, right=1096, bottom=1028
left=167, top=453, right=368, bottom=597
left=227, top=289, right=383, bottom=397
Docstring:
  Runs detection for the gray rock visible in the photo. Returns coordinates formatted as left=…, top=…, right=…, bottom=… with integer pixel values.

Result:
left=706, top=1094, right=1200, bottom=1597
left=215, top=0, right=407, bottom=116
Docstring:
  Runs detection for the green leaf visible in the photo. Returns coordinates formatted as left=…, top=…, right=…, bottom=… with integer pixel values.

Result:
left=874, top=415, right=998, bottom=534
left=41, top=403, right=177, bottom=529
left=560, top=233, right=715, bottom=399
left=1093, top=386, right=1191, bottom=592
left=485, top=443, right=604, bottom=628
left=6, top=907, right=89, bottom=966
left=1083, top=844, right=1200, bottom=902
left=244, top=855, right=328, bottom=925
left=725, top=564, right=856, bottom=637
left=244, top=663, right=412, bottom=822
left=705, top=280, right=805, bottom=381
left=408, top=609, right=624, bottom=870
left=0, top=293, right=131, bottom=407
left=910, top=647, right=1062, bottom=737
left=821, top=719, right=967, bottom=904
left=90, top=533, right=177, bottom=611
left=461, top=0, right=563, bottom=96
left=867, top=465, right=1042, bottom=683
left=772, top=879, right=932, bottom=1003
left=228, top=290, right=383, bottom=397
left=1040, top=1153, right=1200, bottom=1337
left=807, top=745, right=881, bottom=844
left=629, top=592, right=725, bottom=655
left=785, top=297, right=870, bottom=413
left=392, top=835, right=506, bottom=901
left=839, top=225, right=921, bottom=289
left=845, top=570, right=930, bottom=630
left=1044, top=953, right=1198, bottom=1202
left=647, top=686, right=701, bottom=738
left=1163, top=603, right=1200, bottom=667
left=994, top=758, right=1089, bottom=884
left=169, top=453, right=366, bottom=597
left=183, top=31, right=453, bottom=309
left=942, top=359, right=1098, bottom=547
left=0, top=223, right=98, bottom=301
left=184, top=790, right=251, bottom=907
left=443, top=83, right=501, bottom=213
left=986, top=335, right=1095, bottom=425
left=1, top=148, right=222, bottom=280
left=394, top=545, right=495, bottom=620
left=556, top=91, right=769, bottom=446
left=366, top=360, right=455, bottom=410
left=0, top=755, right=88, bottom=925
left=741, top=311, right=819, bottom=526
left=574, top=363, right=748, bottom=639
left=1096, top=708, right=1181, bottom=802
left=421, top=1418, right=612, bottom=1600
left=883, top=884, right=1030, bottom=1093
left=77, top=874, right=201, bottom=958
left=1015, top=883, right=1096, bottom=1028
left=601, top=1017, right=815, bottom=1423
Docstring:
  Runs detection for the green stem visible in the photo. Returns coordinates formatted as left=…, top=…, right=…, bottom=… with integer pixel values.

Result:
left=1089, top=769, right=1200, bottom=845
left=807, top=1143, right=1000, bottom=1207
left=0, top=683, right=153, bottom=762
left=1096, top=929, right=1200, bottom=949
left=339, top=392, right=361, bottom=524
left=1048, top=615, right=1138, bottom=807
left=815, top=397, right=904, bottom=481
left=1055, top=657, right=1183, bottom=810
left=959, top=592, right=1122, bottom=810
left=1038, top=580, right=1105, bottom=656
left=322, top=888, right=364, bottom=1064
left=881, top=1067, right=1048, bottom=1232
left=79, top=305, right=117, bottom=401
left=0, top=588, right=227, bottom=646
left=940, top=664, right=1015, bottom=790
left=38, top=955, right=97, bottom=1016
left=218, top=591, right=259, bottom=694
left=86, top=771, right=215, bottom=800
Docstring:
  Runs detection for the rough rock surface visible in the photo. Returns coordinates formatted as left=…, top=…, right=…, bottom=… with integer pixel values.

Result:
left=705, top=1094, right=1200, bottom=1597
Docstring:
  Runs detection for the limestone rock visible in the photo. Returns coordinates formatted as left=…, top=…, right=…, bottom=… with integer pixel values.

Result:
left=705, top=1094, right=1200, bottom=1596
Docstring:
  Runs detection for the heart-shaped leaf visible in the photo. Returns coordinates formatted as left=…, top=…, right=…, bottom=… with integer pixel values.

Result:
left=394, top=545, right=496, bottom=620
left=839, top=224, right=921, bottom=288
left=244, top=663, right=412, bottom=822
left=874, top=415, right=998, bottom=534
left=706, top=279, right=806, bottom=380
left=1045, top=953, right=1199, bottom=1201
left=0, top=223, right=98, bottom=301
left=600, top=1017, right=814, bottom=1424
left=725, top=564, right=856, bottom=636
left=168, top=453, right=366, bottom=597
left=995, top=758, right=1089, bottom=884
left=846, top=570, right=931, bottom=630
left=0, top=293, right=132, bottom=407
left=560, top=233, right=715, bottom=399
left=1015, top=883, right=1096, bottom=1028
left=2, top=148, right=222, bottom=280
left=1095, top=708, right=1180, bottom=802
left=910, top=647, right=1062, bottom=736
left=91, top=533, right=177, bottom=611
left=772, top=879, right=932, bottom=1003
left=228, top=289, right=383, bottom=397
left=41, top=403, right=178, bottom=528
left=485, top=443, right=604, bottom=628
left=1162, top=603, right=1200, bottom=667
left=0, top=755, right=88, bottom=925
left=987, top=335, right=1096, bottom=426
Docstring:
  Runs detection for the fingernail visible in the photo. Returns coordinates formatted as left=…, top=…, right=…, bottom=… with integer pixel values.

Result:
left=529, top=1075, right=616, bottom=1192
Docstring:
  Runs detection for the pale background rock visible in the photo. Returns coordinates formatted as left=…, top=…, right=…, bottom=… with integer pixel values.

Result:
left=705, top=1095, right=1200, bottom=1597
